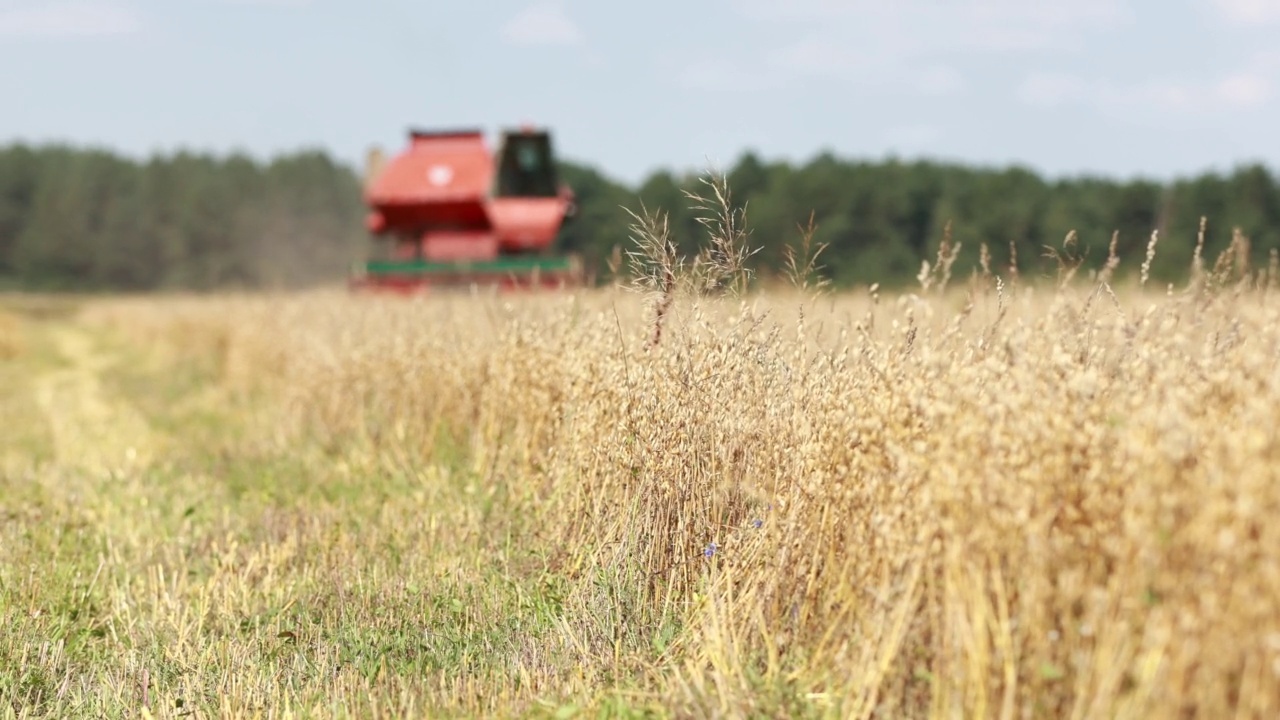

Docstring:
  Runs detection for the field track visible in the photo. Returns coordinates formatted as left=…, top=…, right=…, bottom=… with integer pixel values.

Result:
left=33, top=323, right=155, bottom=476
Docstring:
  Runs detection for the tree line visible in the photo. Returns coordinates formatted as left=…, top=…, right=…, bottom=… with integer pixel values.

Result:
left=0, top=144, right=366, bottom=291
left=1, top=141, right=1277, bottom=291
left=592, top=153, right=1280, bottom=290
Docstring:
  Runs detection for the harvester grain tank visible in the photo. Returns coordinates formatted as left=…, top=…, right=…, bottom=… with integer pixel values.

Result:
left=350, top=125, right=581, bottom=292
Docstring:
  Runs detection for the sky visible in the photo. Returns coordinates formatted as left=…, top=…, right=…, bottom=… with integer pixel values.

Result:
left=2, top=0, right=1279, bottom=186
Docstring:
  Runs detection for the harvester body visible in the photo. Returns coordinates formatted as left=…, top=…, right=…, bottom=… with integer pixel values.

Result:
left=351, top=126, right=580, bottom=292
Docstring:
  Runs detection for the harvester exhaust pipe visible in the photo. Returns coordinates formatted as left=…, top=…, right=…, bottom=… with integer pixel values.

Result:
left=364, top=146, right=386, bottom=191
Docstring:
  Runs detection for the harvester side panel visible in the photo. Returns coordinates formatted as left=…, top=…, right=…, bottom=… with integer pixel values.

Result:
left=488, top=197, right=571, bottom=253
left=419, top=231, right=499, bottom=262
left=364, top=129, right=495, bottom=236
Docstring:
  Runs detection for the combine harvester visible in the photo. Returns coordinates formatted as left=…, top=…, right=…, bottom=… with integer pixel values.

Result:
left=350, top=125, right=582, bottom=293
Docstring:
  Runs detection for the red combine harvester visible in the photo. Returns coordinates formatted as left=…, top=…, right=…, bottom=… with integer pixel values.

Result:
left=350, top=125, right=581, bottom=293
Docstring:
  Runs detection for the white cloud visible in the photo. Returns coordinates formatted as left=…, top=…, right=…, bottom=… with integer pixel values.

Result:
left=704, top=0, right=1278, bottom=118
left=678, top=51, right=965, bottom=99
left=1017, top=69, right=1272, bottom=113
left=1209, top=0, right=1280, bottom=24
left=764, top=36, right=874, bottom=76
left=735, top=0, right=1127, bottom=22
left=1017, top=72, right=1091, bottom=107
left=1138, top=80, right=1198, bottom=111
left=1130, top=75, right=1270, bottom=110
left=221, top=0, right=313, bottom=6
left=0, top=1, right=141, bottom=38
left=915, top=65, right=967, bottom=97
left=500, top=1, right=582, bottom=47
left=677, top=58, right=781, bottom=92
left=710, top=0, right=1126, bottom=96
left=738, top=36, right=967, bottom=97
left=1214, top=73, right=1271, bottom=106
left=731, top=0, right=1132, bottom=55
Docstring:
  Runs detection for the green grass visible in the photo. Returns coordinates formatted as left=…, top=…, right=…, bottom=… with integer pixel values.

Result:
left=0, top=310, right=664, bottom=719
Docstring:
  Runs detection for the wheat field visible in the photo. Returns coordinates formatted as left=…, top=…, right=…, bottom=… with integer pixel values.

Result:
left=3, top=211, right=1280, bottom=718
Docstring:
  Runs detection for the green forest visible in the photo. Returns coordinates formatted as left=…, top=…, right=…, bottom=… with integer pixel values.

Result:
left=1, top=141, right=1277, bottom=291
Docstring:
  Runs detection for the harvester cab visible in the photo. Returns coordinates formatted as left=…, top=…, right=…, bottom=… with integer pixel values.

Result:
left=496, top=129, right=561, bottom=199
left=350, top=125, right=581, bottom=293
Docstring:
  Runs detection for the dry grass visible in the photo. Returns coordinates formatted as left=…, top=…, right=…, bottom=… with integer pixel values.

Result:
left=0, top=310, right=22, bottom=361
left=3, top=203, right=1280, bottom=718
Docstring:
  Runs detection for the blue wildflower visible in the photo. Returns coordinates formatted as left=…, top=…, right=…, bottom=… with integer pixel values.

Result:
left=704, top=542, right=718, bottom=558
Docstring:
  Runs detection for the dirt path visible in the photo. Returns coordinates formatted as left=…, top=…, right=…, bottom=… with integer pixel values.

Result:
left=32, top=322, right=156, bottom=476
